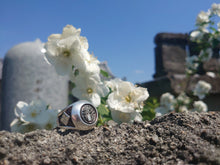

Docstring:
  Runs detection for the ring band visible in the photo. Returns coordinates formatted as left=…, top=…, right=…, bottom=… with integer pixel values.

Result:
left=57, top=100, right=98, bottom=130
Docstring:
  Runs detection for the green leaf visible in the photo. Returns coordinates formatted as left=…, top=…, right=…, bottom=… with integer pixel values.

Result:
left=100, top=69, right=109, bottom=78
left=46, top=104, right=50, bottom=110
left=96, top=103, right=112, bottom=126
left=141, top=97, right=158, bottom=121
left=97, top=114, right=112, bottom=126
left=141, top=108, right=156, bottom=121
left=97, top=114, right=104, bottom=126
left=70, top=82, right=76, bottom=88
left=74, top=69, right=79, bottom=76
left=209, top=27, right=217, bottom=33
left=101, top=97, right=106, bottom=105
left=97, top=104, right=110, bottom=116
left=100, top=89, right=111, bottom=105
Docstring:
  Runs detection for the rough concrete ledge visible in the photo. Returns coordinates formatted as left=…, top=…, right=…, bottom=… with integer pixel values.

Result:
left=0, top=111, right=220, bottom=165
left=154, top=33, right=188, bottom=45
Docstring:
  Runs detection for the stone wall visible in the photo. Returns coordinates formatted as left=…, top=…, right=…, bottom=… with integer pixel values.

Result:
left=140, top=33, right=220, bottom=111
left=154, top=33, right=188, bottom=78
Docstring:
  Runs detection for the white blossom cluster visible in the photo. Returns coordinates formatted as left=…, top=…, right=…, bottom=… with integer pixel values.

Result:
left=42, top=25, right=109, bottom=107
left=42, top=25, right=149, bottom=124
left=156, top=80, right=211, bottom=116
left=193, top=80, right=212, bottom=99
left=193, top=3, right=220, bottom=37
left=198, top=48, right=213, bottom=62
left=187, top=3, right=220, bottom=75
left=210, top=3, right=220, bottom=17
left=180, top=3, right=220, bottom=117
left=10, top=100, right=60, bottom=133
left=160, top=93, right=175, bottom=110
left=185, top=48, right=213, bottom=75
left=10, top=25, right=150, bottom=132
left=185, top=55, right=199, bottom=75
left=193, top=101, right=208, bottom=112
left=155, top=93, right=175, bottom=116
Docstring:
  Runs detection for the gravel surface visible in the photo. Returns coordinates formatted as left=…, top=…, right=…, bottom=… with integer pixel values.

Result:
left=0, top=111, right=220, bottom=165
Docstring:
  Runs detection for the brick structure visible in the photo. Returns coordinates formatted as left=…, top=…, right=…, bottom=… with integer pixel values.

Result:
left=140, top=33, right=220, bottom=111
left=154, top=33, right=188, bottom=78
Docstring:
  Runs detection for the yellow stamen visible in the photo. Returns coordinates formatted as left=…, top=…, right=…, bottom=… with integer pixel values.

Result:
left=87, top=88, right=93, bottom=94
left=63, top=50, right=70, bottom=57
left=31, top=111, right=37, bottom=118
left=125, top=95, right=132, bottom=103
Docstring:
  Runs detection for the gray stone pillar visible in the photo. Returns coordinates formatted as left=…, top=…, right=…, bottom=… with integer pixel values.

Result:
left=0, top=59, right=3, bottom=129
left=154, top=33, right=188, bottom=78
left=1, top=39, right=69, bottom=131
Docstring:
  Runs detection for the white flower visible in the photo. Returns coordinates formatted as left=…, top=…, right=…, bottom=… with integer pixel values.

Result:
left=193, top=101, right=208, bottom=112
left=80, top=36, right=89, bottom=50
left=198, top=26, right=209, bottom=33
left=186, top=68, right=193, bottom=75
left=199, top=48, right=212, bottom=62
left=43, top=25, right=89, bottom=75
left=193, top=80, right=212, bottom=99
left=13, top=100, right=60, bottom=131
left=211, top=3, right=220, bottom=16
left=218, top=22, right=220, bottom=32
left=106, top=80, right=149, bottom=123
left=84, top=53, right=100, bottom=73
left=160, top=93, right=175, bottom=110
left=15, top=100, right=49, bottom=124
left=105, top=78, right=123, bottom=91
left=42, top=109, right=61, bottom=130
left=69, top=52, right=101, bottom=82
left=155, top=107, right=170, bottom=117
left=190, top=30, right=204, bottom=41
left=186, top=55, right=199, bottom=74
left=176, top=93, right=190, bottom=105
left=196, top=11, right=210, bottom=25
left=10, top=118, right=39, bottom=133
left=14, top=101, right=29, bottom=118
left=190, top=29, right=209, bottom=41
left=206, top=72, right=216, bottom=78
left=10, top=118, right=22, bottom=132
left=212, top=28, right=220, bottom=42
left=107, top=81, right=149, bottom=113
left=178, top=106, right=188, bottom=113
left=72, top=73, right=109, bottom=107
left=186, top=55, right=199, bottom=67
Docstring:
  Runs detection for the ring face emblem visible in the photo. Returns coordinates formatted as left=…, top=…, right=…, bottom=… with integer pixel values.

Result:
left=80, top=104, right=97, bottom=124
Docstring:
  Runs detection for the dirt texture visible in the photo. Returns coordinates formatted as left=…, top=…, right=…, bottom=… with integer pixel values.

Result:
left=0, top=111, right=220, bottom=165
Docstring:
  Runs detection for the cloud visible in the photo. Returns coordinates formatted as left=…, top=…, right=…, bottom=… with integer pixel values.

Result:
left=134, top=70, right=145, bottom=74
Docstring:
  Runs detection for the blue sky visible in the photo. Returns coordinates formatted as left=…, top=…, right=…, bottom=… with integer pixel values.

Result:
left=0, top=0, right=218, bottom=83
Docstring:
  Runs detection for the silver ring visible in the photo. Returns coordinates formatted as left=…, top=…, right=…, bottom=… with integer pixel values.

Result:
left=57, top=100, right=98, bottom=130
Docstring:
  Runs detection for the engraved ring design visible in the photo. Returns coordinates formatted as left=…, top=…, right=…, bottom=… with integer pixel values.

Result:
left=57, top=100, right=98, bottom=130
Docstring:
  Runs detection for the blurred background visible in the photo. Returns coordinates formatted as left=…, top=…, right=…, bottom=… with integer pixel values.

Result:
left=0, top=0, right=218, bottom=83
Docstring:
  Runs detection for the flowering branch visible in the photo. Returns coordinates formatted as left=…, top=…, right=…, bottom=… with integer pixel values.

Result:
left=156, top=3, right=219, bottom=116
